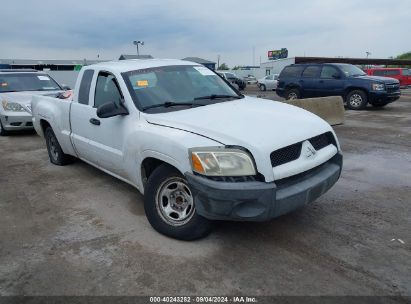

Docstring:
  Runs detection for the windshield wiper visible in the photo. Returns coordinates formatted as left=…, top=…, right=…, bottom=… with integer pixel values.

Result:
left=194, top=94, right=243, bottom=100
left=142, top=101, right=203, bottom=111
left=351, top=74, right=366, bottom=77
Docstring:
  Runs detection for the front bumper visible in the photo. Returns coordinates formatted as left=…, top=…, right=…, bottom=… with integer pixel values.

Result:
left=369, top=91, right=401, bottom=104
left=0, top=112, right=33, bottom=130
left=186, top=153, right=342, bottom=221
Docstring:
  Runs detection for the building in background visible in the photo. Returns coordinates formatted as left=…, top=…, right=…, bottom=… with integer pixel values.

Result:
left=182, top=57, right=216, bottom=70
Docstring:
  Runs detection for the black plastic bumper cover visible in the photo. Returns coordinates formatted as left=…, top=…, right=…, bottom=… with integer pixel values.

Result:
left=185, top=153, right=343, bottom=221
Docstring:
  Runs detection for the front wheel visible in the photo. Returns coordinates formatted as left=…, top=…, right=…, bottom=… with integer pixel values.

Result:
left=144, top=164, right=212, bottom=240
left=346, top=90, right=368, bottom=110
left=259, top=84, right=266, bottom=91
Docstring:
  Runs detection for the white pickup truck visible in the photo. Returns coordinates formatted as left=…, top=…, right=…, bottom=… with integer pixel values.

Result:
left=32, top=59, right=342, bottom=240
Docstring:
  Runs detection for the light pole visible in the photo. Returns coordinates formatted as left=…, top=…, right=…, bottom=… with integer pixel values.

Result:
left=366, top=51, right=371, bottom=59
left=133, top=41, right=144, bottom=56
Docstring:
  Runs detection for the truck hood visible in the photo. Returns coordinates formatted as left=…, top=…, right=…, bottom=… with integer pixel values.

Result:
left=354, top=75, right=400, bottom=84
left=143, top=96, right=334, bottom=180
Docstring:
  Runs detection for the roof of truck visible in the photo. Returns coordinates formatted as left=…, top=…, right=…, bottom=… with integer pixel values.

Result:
left=89, top=59, right=199, bottom=73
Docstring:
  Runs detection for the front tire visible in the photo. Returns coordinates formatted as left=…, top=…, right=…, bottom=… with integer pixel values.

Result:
left=346, top=90, right=368, bottom=110
left=45, top=127, right=73, bottom=166
left=144, top=164, right=212, bottom=240
left=259, top=84, right=266, bottom=91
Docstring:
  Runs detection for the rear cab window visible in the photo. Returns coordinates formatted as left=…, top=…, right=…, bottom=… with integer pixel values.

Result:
left=78, top=70, right=94, bottom=105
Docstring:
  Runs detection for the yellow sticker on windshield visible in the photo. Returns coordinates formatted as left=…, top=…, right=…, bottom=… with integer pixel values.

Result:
left=136, top=80, right=148, bottom=87
left=1, top=82, right=8, bottom=87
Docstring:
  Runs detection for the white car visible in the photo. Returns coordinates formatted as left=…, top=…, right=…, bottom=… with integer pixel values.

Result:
left=258, top=74, right=279, bottom=91
left=32, top=59, right=342, bottom=240
left=0, top=69, right=69, bottom=135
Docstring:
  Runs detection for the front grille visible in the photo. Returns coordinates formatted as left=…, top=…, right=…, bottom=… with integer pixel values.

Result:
left=204, top=175, right=259, bottom=183
left=270, top=142, right=302, bottom=167
left=386, top=83, right=400, bottom=93
left=309, top=132, right=336, bottom=150
left=270, top=131, right=336, bottom=167
left=26, top=122, right=33, bottom=126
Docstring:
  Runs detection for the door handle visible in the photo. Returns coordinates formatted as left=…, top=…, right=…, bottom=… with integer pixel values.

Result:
left=319, top=80, right=324, bottom=83
left=89, top=118, right=101, bottom=126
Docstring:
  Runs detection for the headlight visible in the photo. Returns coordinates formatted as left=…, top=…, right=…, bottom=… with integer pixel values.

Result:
left=2, top=100, right=25, bottom=112
left=372, top=83, right=385, bottom=91
left=190, top=147, right=256, bottom=176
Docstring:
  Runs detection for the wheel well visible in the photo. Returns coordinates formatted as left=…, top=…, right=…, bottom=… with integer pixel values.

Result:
left=285, top=84, right=300, bottom=92
left=141, top=158, right=178, bottom=188
left=40, top=119, right=51, bottom=133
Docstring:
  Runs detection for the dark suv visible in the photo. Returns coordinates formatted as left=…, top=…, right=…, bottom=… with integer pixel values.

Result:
left=276, top=63, right=401, bottom=109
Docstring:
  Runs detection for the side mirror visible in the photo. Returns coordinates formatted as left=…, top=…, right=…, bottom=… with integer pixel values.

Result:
left=97, top=102, right=129, bottom=118
left=61, top=85, right=71, bottom=90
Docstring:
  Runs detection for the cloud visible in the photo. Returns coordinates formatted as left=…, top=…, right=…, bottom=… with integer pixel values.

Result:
left=1, top=0, right=410, bottom=66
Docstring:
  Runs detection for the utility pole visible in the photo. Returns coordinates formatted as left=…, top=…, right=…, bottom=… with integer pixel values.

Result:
left=217, top=55, right=220, bottom=69
left=133, top=41, right=144, bottom=56
left=253, top=46, right=255, bottom=66
left=366, top=51, right=371, bottom=59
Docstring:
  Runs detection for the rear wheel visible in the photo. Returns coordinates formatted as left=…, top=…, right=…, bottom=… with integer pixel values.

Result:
left=144, top=164, right=212, bottom=240
left=346, top=90, right=367, bottom=110
left=259, top=84, right=266, bottom=91
left=0, top=120, right=9, bottom=136
left=45, top=127, right=73, bottom=165
left=285, top=88, right=300, bottom=100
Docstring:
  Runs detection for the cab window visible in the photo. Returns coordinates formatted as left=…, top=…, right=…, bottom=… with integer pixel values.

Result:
left=94, top=72, right=123, bottom=108
left=321, top=66, right=340, bottom=79
left=302, top=66, right=321, bottom=78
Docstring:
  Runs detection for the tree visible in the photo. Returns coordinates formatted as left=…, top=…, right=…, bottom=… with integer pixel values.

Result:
left=390, top=51, right=411, bottom=68
left=232, top=66, right=241, bottom=70
left=396, top=51, right=411, bottom=60
left=218, top=63, right=229, bottom=70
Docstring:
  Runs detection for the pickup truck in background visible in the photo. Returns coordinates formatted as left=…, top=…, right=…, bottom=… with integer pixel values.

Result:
left=276, top=63, right=401, bottom=109
left=0, top=69, right=71, bottom=135
left=32, top=59, right=342, bottom=240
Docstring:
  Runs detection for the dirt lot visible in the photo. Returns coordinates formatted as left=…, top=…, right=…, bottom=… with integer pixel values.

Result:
left=0, top=93, right=410, bottom=297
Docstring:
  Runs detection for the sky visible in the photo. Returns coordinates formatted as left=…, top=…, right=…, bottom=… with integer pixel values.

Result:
left=1, top=0, right=410, bottom=67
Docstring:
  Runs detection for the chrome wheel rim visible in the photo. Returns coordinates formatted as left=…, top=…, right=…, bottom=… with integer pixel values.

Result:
left=350, top=94, right=363, bottom=107
left=288, top=92, right=298, bottom=100
left=48, top=134, right=59, bottom=161
left=155, top=177, right=195, bottom=226
left=260, top=85, right=265, bottom=91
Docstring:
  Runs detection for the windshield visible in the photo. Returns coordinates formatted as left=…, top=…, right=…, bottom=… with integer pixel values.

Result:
left=122, top=65, right=240, bottom=112
left=0, top=73, right=61, bottom=92
left=338, top=65, right=367, bottom=77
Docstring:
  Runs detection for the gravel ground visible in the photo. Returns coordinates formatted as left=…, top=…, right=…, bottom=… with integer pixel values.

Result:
left=0, top=92, right=410, bottom=298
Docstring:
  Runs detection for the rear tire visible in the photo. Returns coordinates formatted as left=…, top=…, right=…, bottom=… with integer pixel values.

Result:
left=0, top=120, right=9, bottom=136
left=285, top=88, right=300, bottom=100
left=45, top=127, right=73, bottom=166
left=259, top=84, right=266, bottom=91
left=144, top=164, right=212, bottom=241
left=346, top=90, right=368, bottom=110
